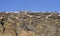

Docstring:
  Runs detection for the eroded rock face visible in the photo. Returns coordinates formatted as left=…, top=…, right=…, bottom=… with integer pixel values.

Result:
left=0, top=12, right=60, bottom=36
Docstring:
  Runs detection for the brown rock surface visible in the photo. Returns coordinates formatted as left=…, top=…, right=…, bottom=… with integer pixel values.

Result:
left=0, top=12, right=60, bottom=36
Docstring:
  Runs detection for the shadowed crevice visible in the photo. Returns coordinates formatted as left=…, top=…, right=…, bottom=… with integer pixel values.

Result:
left=14, top=30, right=18, bottom=36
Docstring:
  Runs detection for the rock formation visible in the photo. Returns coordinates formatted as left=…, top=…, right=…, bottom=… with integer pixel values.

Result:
left=0, top=12, right=60, bottom=36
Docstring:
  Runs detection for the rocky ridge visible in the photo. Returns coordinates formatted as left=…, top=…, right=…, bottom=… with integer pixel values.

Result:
left=0, top=12, right=60, bottom=36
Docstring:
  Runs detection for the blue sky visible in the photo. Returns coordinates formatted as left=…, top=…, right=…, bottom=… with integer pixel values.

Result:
left=0, top=0, right=60, bottom=12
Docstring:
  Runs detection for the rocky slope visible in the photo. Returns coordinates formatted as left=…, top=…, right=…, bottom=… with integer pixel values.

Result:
left=0, top=12, right=60, bottom=36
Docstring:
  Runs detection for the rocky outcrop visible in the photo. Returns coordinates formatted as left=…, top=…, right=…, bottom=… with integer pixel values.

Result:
left=0, top=12, right=60, bottom=36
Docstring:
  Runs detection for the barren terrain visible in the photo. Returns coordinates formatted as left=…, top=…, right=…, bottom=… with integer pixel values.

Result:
left=0, top=12, right=60, bottom=36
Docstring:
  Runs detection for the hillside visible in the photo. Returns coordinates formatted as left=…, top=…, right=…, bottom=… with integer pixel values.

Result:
left=0, top=12, right=60, bottom=36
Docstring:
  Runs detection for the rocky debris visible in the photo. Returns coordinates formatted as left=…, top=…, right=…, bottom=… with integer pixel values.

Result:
left=0, top=12, right=60, bottom=36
